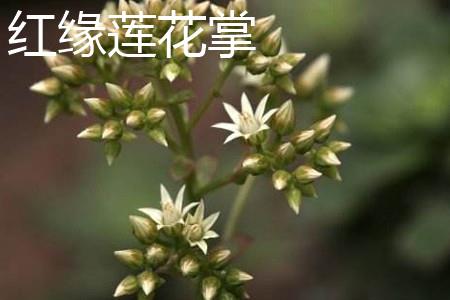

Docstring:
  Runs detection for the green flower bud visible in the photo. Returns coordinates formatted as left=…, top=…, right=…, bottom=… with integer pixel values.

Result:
left=320, top=166, right=342, bottom=181
left=272, top=170, right=291, bottom=191
left=242, top=154, right=269, bottom=175
left=128, top=0, right=142, bottom=15
left=208, top=249, right=232, bottom=268
left=129, top=215, right=158, bottom=244
left=248, top=130, right=268, bottom=146
left=271, top=60, right=294, bottom=76
left=30, top=77, right=62, bottom=96
left=146, top=108, right=166, bottom=126
left=251, top=15, right=276, bottom=42
left=161, top=62, right=181, bottom=82
left=106, top=83, right=132, bottom=108
left=113, top=275, right=138, bottom=297
left=146, top=0, right=164, bottom=15
left=134, top=82, right=155, bottom=109
left=299, top=183, right=318, bottom=198
left=311, top=115, right=336, bottom=143
left=275, top=142, right=296, bottom=165
left=44, top=53, right=72, bottom=68
left=179, top=255, right=200, bottom=277
left=233, top=0, right=247, bottom=14
left=102, top=120, right=123, bottom=140
left=315, top=147, right=341, bottom=166
left=68, top=100, right=86, bottom=117
left=324, top=86, right=354, bottom=106
left=293, top=165, right=322, bottom=184
left=225, top=268, right=253, bottom=286
left=44, top=99, right=62, bottom=123
left=202, top=276, right=221, bottom=300
left=327, top=140, right=352, bottom=153
left=137, top=290, right=155, bottom=300
left=145, top=243, right=169, bottom=268
left=51, top=64, right=86, bottom=86
left=275, top=75, right=296, bottom=94
left=138, top=271, right=161, bottom=296
left=147, top=127, right=168, bottom=147
left=219, top=292, right=237, bottom=300
left=104, top=141, right=121, bottom=166
left=272, top=100, right=295, bottom=135
left=246, top=52, right=271, bottom=75
left=291, top=130, right=315, bottom=153
left=210, top=4, right=225, bottom=17
left=296, top=54, right=330, bottom=96
left=285, top=186, right=302, bottom=215
left=260, top=27, right=282, bottom=57
left=126, top=110, right=146, bottom=130
left=280, top=53, right=306, bottom=66
left=84, top=98, right=113, bottom=118
left=77, top=124, right=103, bottom=140
left=114, top=249, right=145, bottom=269
left=193, top=1, right=210, bottom=16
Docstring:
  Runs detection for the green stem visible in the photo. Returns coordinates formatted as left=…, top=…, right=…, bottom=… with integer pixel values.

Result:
left=223, top=175, right=256, bottom=242
left=195, top=171, right=237, bottom=198
left=188, top=61, right=235, bottom=130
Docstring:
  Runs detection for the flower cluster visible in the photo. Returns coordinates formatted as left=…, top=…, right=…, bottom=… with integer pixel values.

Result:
left=114, top=185, right=252, bottom=299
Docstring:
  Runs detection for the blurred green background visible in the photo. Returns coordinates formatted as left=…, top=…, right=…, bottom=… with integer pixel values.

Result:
left=0, top=0, right=449, bottom=299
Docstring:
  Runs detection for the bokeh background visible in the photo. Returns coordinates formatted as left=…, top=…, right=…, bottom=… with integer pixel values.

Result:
left=1, top=0, right=449, bottom=299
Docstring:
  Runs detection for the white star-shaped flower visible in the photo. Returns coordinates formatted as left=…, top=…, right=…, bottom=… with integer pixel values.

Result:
left=183, top=201, right=220, bottom=254
left=139, top=185, right=198, bottom=230
left=212, top=93, right=278, bottom=144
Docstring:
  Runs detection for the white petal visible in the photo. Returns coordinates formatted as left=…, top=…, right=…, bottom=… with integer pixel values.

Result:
left=193, top=200, right=205, bottom=222
left=223, top=102, right=241, bottom=124
left=139, top=208, right=162, bottom=224
left=182, top=202, right=199, bottom=216
left=212, top=122, right=239, bottom=133
left=261, top=108, right=279, bottom=123
left=197, top=240, right=208, bottom=254
left=258, top=124, right=270, bottom=131
left=160, top=184, right=173, bottom=205
left=204, top=230, right=219, bottom=240
left=240, top=93, right=254, bottom=115
left=175, top=185, right=186, bottom=212
left=203, top=212, right=220, bottom=231
left=255, top=94, right=270, bottom=120
left=224, top=132, right=243, bottom=144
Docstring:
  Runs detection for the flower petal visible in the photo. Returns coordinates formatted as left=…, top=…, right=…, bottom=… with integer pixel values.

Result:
left=138, top=208, right=163, bottom=224
left=223, top=132, right=243, bottom=144
left=197, top=240, right=208, bottom=254
left=193, top=200, right=205, bottom=223
left=255, top=94, right=270, bottom=120
left=261, top=108, right=279, bottom=123
left=160, top=184, right=173, bottom=205
left=175, top=185, right=186, bottom=212
left=203, top=212, right=220, bottom=231
left=223, top=102, right=241, bottom=124
left=182, top=202, right=199, bottom=216
left=212, top=122, right=239, bottom=133
left=241, top=93, right=254, bottom=115
left=204, top=230, right=220, bottom=240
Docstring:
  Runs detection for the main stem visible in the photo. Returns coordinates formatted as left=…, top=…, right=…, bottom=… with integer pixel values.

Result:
left=223, top=175, right=257, bottom=242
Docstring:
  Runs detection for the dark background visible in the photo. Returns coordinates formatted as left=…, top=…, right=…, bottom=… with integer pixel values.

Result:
left=1, top=0, right=449, bottom=299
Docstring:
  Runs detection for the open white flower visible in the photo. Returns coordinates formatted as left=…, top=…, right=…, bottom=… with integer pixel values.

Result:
left=139, top=185, right=198, bottom=230
left=183, top=201, right=220, bottom=254
left=212, top=93, right=278, bottom=144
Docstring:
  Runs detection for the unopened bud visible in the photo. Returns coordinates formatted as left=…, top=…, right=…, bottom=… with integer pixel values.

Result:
left=275, top=142, right=296, bottom=165
left=84, top=98, right=113, bottom=118
left=161, top=62, right=181, bottom=82
left=44, top=53, right=71, bottom=68
left=271, top=60, right=294, bottom=76
left=272, top=170, right=291, bottom=191
left=311, top=115, right=336, bottom=142
left=202, top=276, right=221, bottom=300
left=138, top=271, right=161, bottom=296
left=324, top=86, right=354, bottom=106
left=246, top=52, right=271, bottom=75
left=321, top=165, right=342, bottom=181
left=293, top=165, right=322, bottom=184
left=276, top=74, right=297, bottom=94
left=291, top=130, right=315, bottom=153
left=315, top=147, right=341, bottom=166
left=251, top=15, right=276, bottom=42
left=208, top=249, right=231, bottom=268
left=147, top=127, right=168, bottom=147
left=299, top=183, right=318, bottom=198
left=129, top=215, right=158, bottom=244
left=146, top=108, right=166, bottom=126
left=126, top=111, right=146, bottom=130
left=118, top=0, right=132, bottom=14
left=226, top=268, right=253, bottom=286
left=104, top=141, right=121, bottom=166
left=134, top=82, right=155, bottom=108
left=102, top=120, right=123, bottom=140
left=272, top=100, right=295, bottom=135
left=219, top=292, right=237, bottom=300
left=285, top=186, right=302, bottom=215
left=260, top=27, right=282, bottom=57
left=327, top=140, right=351, bottom=153
left=179, top=255, right=200, bottom=277
left=77, top=124, right=103, bottom=140
left=210, top=4, right=225, bottom=17
left=242, top=154, right=269, bottom=175
left=114, top=249, right=144, bottom=269
left=193, top=1, right=210, bottom=16
left=30, top=77, right=62, bottom=96
left=233, top=0, right=247, bottom=14
left=296, top=54, right=330, bottom=96
left=145, top=243, right=169, bottom=268
left=44, top=99, right=62, bottom=123
left=114, top=275, right=138, bottom=297
left=106, top=83, right=132, bottom=108
left=128, top=0, right=142, bottom=15
left=146, top=0, right=164, bottom=15
left=51, top=64, right=86, bottom=85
